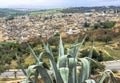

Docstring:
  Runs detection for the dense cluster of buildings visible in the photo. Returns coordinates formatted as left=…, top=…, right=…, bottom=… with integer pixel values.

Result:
left=0, top=12, right=119, bottom=42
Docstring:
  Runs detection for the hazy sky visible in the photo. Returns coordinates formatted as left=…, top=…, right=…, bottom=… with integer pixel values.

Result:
left=0, top=0, right=120, bottom=8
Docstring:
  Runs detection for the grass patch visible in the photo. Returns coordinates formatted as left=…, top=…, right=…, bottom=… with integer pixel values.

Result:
left=29, top=9, right=62, bottom=15
left=9, top=41, right=120, bottom=68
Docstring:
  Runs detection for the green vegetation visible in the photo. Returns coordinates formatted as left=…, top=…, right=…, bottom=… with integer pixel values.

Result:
left=17, top=35, right=116, bottom=83
left=61, top=6, right=120, bottom=13
left=54, top=33, right=60, bottom=37
left=29, top=9, right=62, bottom=15
left=94, top=21, right=116, bottom=29
left=1, top=6, right=120, bottom=18
left=0, top=32, right=119, bottom=73
left=6, top=15, right=15, bottom=20
left=81, top=47, right=114, bottom=61
left=0, top=8, right=29, bottom=18
left=84, top=21, right=90, bottom=27
left=0, top=33, right=120, bottom=74
left=0, top=42, right=29, bottom=73
left=96, top=36, right=112, bottom=44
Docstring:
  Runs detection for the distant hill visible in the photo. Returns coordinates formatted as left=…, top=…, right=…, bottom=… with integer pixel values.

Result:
left=61, top=6, right=120, bottom=13
left=29, top=6, right=120, bottom=15
left=1, top=6, right=120, bottom=17
left=0, top=8, right=62, bottom=17
left=0, top=8, right=29, bottom=17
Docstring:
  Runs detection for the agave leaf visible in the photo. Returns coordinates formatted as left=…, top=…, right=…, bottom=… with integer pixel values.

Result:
left=39, top=67, right=53, bottom=83
left=26, top=45, right=52, bottom=83
left=70, top=43, right=81, bottom=49
left=68, top=58, right=77, bottom=68
left=38, top=52, right=43, bottom=60
left=67, top=35, right=87, bottom=59
left=59, top=35, right=64, bottom=57
left=73, top=67, right=78, bottom=83
left=25, top=65, right=39, bottom=83
left=98, top=70, right=117, bottom=83
left=43, top=43, right=53, bottom=57
left=28, top=44, right=39, bottom=63
left=68, top=58, right=77, bottom=83
left=26, top=65, right=39, bottom=78
left=57, top=55, right=67, bottom=68
left=67, top=35, right=88, bottom=83
left=44, top=43, right=63, bottom=83
left=84, top=57, right=102, bottom=77
left=69, top=35, right=88, bottom=49
left=108, top=77, right=111, bottom=83
left=67, top=48, right=74, bottom=56
left=84, top=57, right=101, bottom=69
left=88, top=40, right=94, bottom=58
left=68, top=35, right=87, bottom=58
left=67, top=35, right=86, bottom=57
left=75, top=35, right=88, bottom=58
left=98, top=71, right=108, bottom=83
left=86, top=40, right=94, bottom=77
left=26, top=62, right=44, bottom=77
left=74, top=37, right=79, bottom=45
left=85, top=79, right=96, bottom=83
left=110, top=73, right=117, bottom=83
left=79, top=58, right=90, bottom=83
left=47, top=54, right=64, bottom=83
left=26, top=62, right=52, bottom=83
left=34, top=69, right=39, bottom=83
left=59, top=67, right=69, bottom=83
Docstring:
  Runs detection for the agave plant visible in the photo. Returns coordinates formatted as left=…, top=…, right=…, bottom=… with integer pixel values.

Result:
left=17, top=35, right=116, bottom=83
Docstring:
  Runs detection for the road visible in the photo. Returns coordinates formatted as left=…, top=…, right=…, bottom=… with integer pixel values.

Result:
left=103, top=60, right=120, bottom=70
left=0, top=69, right=25, bottom=78
left=0, top=69, right=53, bottom=78
left=0, top=60, right=120, bottom=78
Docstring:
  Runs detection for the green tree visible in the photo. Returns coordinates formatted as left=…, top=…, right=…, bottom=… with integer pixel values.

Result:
left=94, top=21, right=116, bottom=29
left=94, top=23, right=100, bottom=29
left=104, top=36, right=112, bottom=44
left=84, top=21, right=90, bottom=27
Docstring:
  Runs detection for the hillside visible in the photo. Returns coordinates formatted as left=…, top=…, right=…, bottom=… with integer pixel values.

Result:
left=1, top=6, right=120, bottom=18
left=61, top=6, right=120, bottom=13
left=29, top=9, right=62, bottom=15
left=0, top=6, right=120, bottom=80
left=29, top=6, right=120, bottom=15
left=0, top=8, right=29, bottom=17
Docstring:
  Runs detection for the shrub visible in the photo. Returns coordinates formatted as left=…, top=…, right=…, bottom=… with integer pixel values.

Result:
left=84, top=21, right=90, bottom=27
left=0, top=65, right=7, bottom=74
left=96, top=36, right=112, bottom=44
left=91, top=62, right=105, bottom=74
left=6, top=15, right=14, bottom=21
left=80, top=48, right=104, bottom=62
left=54, top=33, right=60, bottom=36
left=94, top=21, right=116, bottom=29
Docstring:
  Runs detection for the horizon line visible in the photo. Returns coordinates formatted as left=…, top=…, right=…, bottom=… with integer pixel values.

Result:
left=0, top=5, right=120, bottom=9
